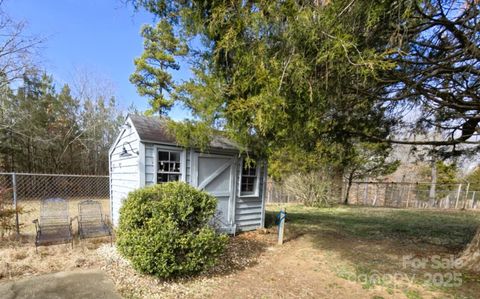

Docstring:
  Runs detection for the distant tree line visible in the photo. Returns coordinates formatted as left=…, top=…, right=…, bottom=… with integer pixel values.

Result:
left=0, top=4, right=125, bottom=175
left=0, top=72, right=123, bottom=174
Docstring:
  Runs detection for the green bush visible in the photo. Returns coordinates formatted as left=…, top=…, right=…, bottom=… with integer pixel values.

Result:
left=116, top=181, right=228, bottom=278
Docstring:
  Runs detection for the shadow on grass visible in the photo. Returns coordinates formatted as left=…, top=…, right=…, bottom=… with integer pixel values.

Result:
left=268, top=206, right=480, bottom=251
left=266, top=205, right=480, bottom=297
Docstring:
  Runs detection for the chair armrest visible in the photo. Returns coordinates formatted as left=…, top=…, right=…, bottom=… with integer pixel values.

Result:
left=104, top=215, right=113, bottom=228
left=32, top=219, right=40, bottom=233
left=69, top=216, right=77, bottom=234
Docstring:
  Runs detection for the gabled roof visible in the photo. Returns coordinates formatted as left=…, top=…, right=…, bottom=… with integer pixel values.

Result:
left=128, top=114, right=239, bottom=151
left=129, top=114, right=176, bottom=144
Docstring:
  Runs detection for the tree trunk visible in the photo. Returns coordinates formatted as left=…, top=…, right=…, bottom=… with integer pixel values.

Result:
left=344, top=169, right=355, bottom=205
left=459, top=227, right=480, bottom=273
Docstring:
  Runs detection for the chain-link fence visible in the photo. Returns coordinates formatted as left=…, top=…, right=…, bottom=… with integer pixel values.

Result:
left=0, top=172, right=109, bottom=236
left=266, top=179, right=480, bottom=210
left=265, top=181, right=300, bottom=204
left=345, top=181, right=479, bottom=209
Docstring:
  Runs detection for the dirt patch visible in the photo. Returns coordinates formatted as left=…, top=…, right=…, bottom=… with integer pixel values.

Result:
left=98, top=228, right=432, bottom=299
left=210, top=234, right=404, bottom=299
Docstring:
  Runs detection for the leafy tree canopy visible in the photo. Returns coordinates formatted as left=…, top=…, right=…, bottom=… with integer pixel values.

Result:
left=420, top=161, right=459, bottom=185
left=466, top=166, right=480, bottom=190
left=129, top=0, right=479, bottom=180
left=130, top=0, right=403, bottom=175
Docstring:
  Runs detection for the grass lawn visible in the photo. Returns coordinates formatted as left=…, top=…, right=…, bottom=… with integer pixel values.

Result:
left=266, top=204, right=480, bottom=299
left=2, top=204, right=480, bottom=298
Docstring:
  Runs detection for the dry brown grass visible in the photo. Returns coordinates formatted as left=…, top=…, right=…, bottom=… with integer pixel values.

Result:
left=0, top=236, right=110, bottom=281
left=0, top=198, right=111, bottom=281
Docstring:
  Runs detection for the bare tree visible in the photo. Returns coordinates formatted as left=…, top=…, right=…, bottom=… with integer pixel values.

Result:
left=69, top=67, right=123, bottom=174
left=70, top=66, right=116, bottom=103
left=0, top=3, right=43, bottom=87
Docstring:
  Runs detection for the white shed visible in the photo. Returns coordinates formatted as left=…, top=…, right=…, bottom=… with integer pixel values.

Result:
left=109, top=114, right=267, bottom=233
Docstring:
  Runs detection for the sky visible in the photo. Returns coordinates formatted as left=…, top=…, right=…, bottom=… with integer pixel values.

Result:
left=3, top=0, right=191, bottom=120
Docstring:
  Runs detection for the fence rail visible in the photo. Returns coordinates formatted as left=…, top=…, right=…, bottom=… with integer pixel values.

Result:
left=344, top=181, right=479, bottom=209
left=266, top=180, right=480, bottom=210
left=0, top=172, right=110, bottom=236
left=3, top=174, right=478, bottom=236
left=266, top=181, right=300, bottom=204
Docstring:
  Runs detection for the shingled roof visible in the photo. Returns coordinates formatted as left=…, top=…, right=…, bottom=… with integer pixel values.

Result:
left=129, top=114, right=239, bottom=151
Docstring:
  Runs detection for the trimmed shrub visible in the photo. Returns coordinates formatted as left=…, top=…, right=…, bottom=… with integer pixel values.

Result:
left=116, top=181, right=228, bottom=278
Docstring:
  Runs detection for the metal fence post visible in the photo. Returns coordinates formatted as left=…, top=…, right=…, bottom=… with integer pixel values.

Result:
left=455, top=184, right=462, bottom=209
left=472, top=191, right=477, bottom=209
left=12, top=172, right=19, bottom=236
left=372, top=183, right=378, bottom=206
left=364, top=182, right=369, bottom=205
left=405, top=183, right=411, bottom=208
left=463, top=183, right=470, bottom=209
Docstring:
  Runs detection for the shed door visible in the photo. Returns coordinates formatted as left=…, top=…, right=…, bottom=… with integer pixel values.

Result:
left=193, top=153, right=236, bottom=229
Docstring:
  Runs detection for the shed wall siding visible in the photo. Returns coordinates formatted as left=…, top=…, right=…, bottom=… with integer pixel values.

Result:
left=110, top=128, right=266, bottom=232
left=110, top=125, right=140, bottom=225
left=234, top=161, right=265, bottom=231
left=144, top=143, right=156, bottom=185
left=186, top=149, right=192, bottom=184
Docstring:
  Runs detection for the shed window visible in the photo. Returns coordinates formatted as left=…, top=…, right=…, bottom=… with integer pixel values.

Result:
left=157, top=150, right=181, bottom=183
left=240, top=160, right=258, bottom=196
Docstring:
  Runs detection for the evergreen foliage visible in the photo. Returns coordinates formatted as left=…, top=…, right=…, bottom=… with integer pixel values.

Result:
left=0, top=71, right=123, bottom=174
left=116, top=182, right=228, bottom=278
left=130, top=0, right=404, bottom=183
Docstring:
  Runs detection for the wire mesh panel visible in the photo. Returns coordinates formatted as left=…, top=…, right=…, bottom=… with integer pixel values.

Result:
left=0, top=174, right=13, bottom=191
left=0, top=173, right=109, bottom=236
left=0, top=174, right=15, bottom=236
left=265, top=181, right=300, bottom=204
left=266, top=179, right=480, bottom=211
left=15, top=174, right=108, bottom=200
left=346, top=181, right=480, bottom=210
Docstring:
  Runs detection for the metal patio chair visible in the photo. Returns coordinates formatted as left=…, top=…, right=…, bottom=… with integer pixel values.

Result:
left=33, top=197, right=74, bottom=252
left=77, top=199, right=112, bottom=244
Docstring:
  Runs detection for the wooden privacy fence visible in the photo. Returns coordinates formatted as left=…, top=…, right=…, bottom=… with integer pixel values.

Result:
left=266, top=179, right=479, bottom=210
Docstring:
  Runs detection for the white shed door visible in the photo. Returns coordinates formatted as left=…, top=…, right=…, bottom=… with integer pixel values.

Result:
left=194, top=153, right=236, bottom=229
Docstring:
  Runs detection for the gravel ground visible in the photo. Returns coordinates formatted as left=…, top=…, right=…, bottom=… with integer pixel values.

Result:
left=97, top=231, right=271, bottom=298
